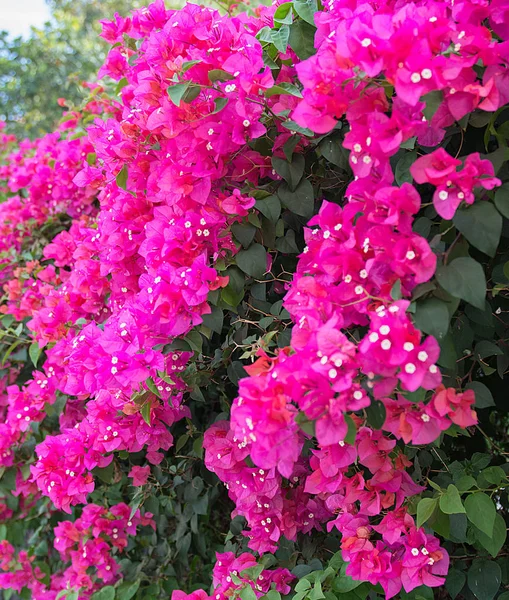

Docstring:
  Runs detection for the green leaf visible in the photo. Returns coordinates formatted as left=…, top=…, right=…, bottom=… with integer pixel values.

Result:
left=403, top=388, right=426, bottom=403
left=319, top=134, right=348, bottom=169
left=185, top=330, right=203, bottom=354
left=208, top=69, right=235, bottom=82
left=167, top=82, right=191, bottom=106
left=201, top=306, right=224, bottom=334
left=395, top=151, right=416, bottom=185
left=239, top=586, right=257, bottom=600
left=450, top=513, right=468, bottom=542
left=400, top=136, right=417, bottom=150
left=193, top=435, right=204, bottom=458
left=436, top=257, right=486, bottom=310
left=465, top=302, right=494, bottom=326
left=263, top=55, right=279, bottom=73
left=273, top=2, right=293, bottom=25
left=467, top=559, right=501, bottom=600
left=439, top=484, right=465, bottom=514
left=422, top=90, right=443, bottom=121
left=257, top=26, right=274, bottom=43
left=240, top=565, right=265, bottom=581
left=465, top=492, right=496, bottom=536
left=236, top=244, right=267, bottom=278
left=471, top=453, right=492, bottom=471
left=328, top=552, right=344, bottom=572
left=309, top=580, right=325, bottom=600
left=401, top=586, right=434, bottom=600
left=141, top=402, right=152, bottom=427
left=390, top=279, right=402, bottom=300
left=145, top=376, right=161, bottom=398
left=1, top=315, right=14, bottom=328
left=344, top=414, right=357, bottom=445
left=271, top=25, right=290, bottom=53
left=175, top=434, right=189, bottom=453
left=116, top=164, right=128, bottom=190
left=365, top=400, right=386, bottom=430
left=181, top=59, right=201, bottom=72
left=483, top=146, right=509, bottom=175
left=29, top=342, right=42, bottom=367
left=212, top=97, right=229, bottom=114
left=90, top=587, right=115, bottom=600
left=481, top=466, right=506, bottom=486
left=416, top=497, right=438, bottom=527
left=256, top=196, right=281, bottom=224
left=474, top=340, right=503, bottom=360
left=430, top=505, right=450, bottom=537
left=295, top=412, right=315, bottom=436
left=94, top=461, right=114, bottom=484
left=2, top=339, right=23, bottom=366
left=453, top=203, right=502, bottom=257
left=265, top=82, right=303, bottom=98
left=281, top=120, right=315, bottom=137
left=413, top=298, right=450, bottom=341
left=455, top=475, right=476, bottom=491
left=428, top=479, right=443, bottom=493
left=115, top=78, right=128, bottom=95
left=115, top=581, right=140, bottom=600
left=183, top=85, right=200, bottom=103
left=272, top=154, right=305, bottom=191
left=34, top=540, right=48, bottom=556
left=494, top=183, right=509, bottom=218
left=275, top=230, right=300, bottom=253
left=288, top=19, right=317, bottom=60
left=263, top=592, right=281, bottom=600
left=465, top=381, right=495, bottom=409
left=446, top=569, right=466, bottom=600
left=293, top=0, right=318, bottom=24
left=278, top=179, right=314, bottom=217
left=437, top=332, right=458, bottom=369
left=413, top=218, right=432, bottom=238
left=232, top=222, right=257, bottom=248
left=283, top=135, right=300, bottom=161
left=333, top=564, right=362, bottom=593
left=474, top=513, right=507, bottom=558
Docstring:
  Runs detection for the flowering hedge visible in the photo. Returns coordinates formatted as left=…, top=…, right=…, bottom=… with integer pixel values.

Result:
left=1, top=0, right=509, bottom=599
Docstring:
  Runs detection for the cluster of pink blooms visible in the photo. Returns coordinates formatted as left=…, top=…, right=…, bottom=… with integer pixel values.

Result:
left=410, top=149, right=501, bottom=219
left=52, top=503, right=154, bottom=593
left=201, top=0, right=504, bottom=596
left=23, top=0, right=301, bottom=517
left=0, top=540, right=44, bottom=595
left=0, top=0, right=294, bottom=509
left=0, top=503, right=152, bottom=597
left=0, top=128, right=99, bottom=279
left=174, top=552, right=294, bottom=600
left=0, top=0, right=505, bottom=595
left=0, top=0, right=304, bottom=597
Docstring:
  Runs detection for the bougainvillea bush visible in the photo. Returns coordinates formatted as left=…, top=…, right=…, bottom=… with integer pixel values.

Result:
left=1, top=0, right=509, bottom=598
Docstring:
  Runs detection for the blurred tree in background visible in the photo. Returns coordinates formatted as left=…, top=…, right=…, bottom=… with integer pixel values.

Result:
left=0, top=0, right=147, bottom=138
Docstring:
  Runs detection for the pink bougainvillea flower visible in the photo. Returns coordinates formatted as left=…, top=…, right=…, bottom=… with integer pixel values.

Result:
left=128, top=465, right=151, bottom=486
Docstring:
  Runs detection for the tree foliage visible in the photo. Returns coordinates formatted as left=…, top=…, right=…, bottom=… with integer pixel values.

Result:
left=0, top=0, right=146, bottom=138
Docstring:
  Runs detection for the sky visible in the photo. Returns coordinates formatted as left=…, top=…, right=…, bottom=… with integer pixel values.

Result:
left=1, top=0, right=51, bottom=38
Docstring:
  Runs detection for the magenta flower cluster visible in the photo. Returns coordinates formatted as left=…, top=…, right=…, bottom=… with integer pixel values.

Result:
left=204, top=0, right=505, bottom=595
left=0, top=0, right=506, bottom=596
